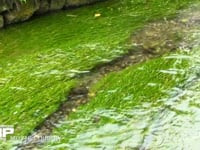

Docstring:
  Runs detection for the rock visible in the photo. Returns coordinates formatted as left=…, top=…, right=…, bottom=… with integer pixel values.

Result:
left=0, top=0, right=103, bottom=27
left=65, top=0, right=99, bottom=8
left=0, top=0, right=10, bottom=13
left=132, top=21, right=185, bottom=55
left=68, top=86, right=88, bottom=101
left=4, top=0, right=40, bottom=25
left=49, top=0, right=66, bottom=11
left=36, top=0, right=49, bottom=14
left=71, top=86, right=88, bottom=95
left=0, top=15, right=4, bottom=28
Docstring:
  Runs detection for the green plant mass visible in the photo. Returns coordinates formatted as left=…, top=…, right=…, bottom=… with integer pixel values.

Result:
left=0, top=0, right=200, bottom=149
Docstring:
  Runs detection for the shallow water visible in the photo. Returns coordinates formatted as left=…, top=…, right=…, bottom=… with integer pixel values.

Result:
left=44, top=52, right=200, bottom=150
left=0, top=0, right=200, bottom=150
left=41, top=5, right=200, bottom=150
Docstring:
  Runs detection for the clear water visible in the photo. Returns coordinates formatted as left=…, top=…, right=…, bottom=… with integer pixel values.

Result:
left=42, top=7, right=200, bottom=150
left=0, top=1, right=199, bottom=150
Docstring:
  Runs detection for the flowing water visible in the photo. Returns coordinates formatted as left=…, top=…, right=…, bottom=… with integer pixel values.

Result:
left=42, top=31, right=200, bottom=149
left=0, top=0, right=200, bottom=150
left=41, top=4, right=200, bottom=150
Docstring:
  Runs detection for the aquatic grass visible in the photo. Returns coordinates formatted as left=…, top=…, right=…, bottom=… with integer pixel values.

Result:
left=41, top=51, right=190, bottom=149
left=0, top=0, right=198, bottom=146
left=0, top=51, right=79, bottom=134
left=0, top=0, right=196, bottom=61
left=42, top=21, right=200, bottom=149
left=89, top=57, right=188, bottom=108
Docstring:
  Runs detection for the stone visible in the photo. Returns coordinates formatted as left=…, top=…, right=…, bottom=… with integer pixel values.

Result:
left=4, top=0, right=40, bottom=25
left=0, top=15, right=4, bottom=28
left=0, top=0, right=11, bottom=13
left=0, top=0, right=104, bottom=27
left=49, top=0, right=66, bottom=11
left=65, top=0, right=99, bottom=8
left=36, top=0, right=49, bottom=14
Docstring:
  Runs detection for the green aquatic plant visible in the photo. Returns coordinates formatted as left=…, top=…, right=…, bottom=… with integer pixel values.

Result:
left=0, top=0, right=198, bottom=149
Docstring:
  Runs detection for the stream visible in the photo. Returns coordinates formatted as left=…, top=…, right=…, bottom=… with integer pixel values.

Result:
left=0, top=0, right=200, bottom=150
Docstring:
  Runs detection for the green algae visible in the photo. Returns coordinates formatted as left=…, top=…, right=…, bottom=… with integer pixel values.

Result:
left=0, top=0, right=199, bottom=149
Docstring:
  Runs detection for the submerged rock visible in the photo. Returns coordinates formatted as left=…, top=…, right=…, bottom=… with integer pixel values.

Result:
left=131, top=20, right=187, bottom=55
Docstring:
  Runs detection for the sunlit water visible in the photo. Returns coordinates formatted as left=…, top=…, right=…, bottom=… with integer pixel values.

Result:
left=42, top=6, right=200, bottom=150
left=0, top=1, right=199, bottom=149
left=47, top=52, right=200, bottom=150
